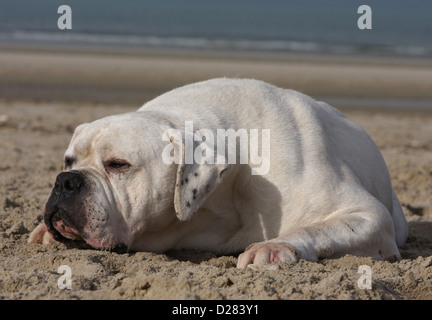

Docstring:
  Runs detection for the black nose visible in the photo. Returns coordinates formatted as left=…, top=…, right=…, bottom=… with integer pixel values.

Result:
left=55, top=170, right=84, bottom=194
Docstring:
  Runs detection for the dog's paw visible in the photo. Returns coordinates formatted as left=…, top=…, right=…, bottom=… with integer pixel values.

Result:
left=28, top=223, right=56, bottom=245
left=237, top=241, right=300, bottom=269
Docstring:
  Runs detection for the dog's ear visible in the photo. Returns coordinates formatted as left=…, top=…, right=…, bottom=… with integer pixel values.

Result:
left=171, top=131, right=230, bottom=222
left=174, top=160, right=229, bottom=221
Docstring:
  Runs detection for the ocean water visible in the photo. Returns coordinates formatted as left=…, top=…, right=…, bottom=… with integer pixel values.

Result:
left=0, top=0, right=431, bottom=57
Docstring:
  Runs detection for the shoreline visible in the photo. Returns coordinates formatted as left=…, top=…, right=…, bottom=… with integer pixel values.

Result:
left=3, top=42, right=432, bottom=66
left=1, top=44, right=432, bottom=109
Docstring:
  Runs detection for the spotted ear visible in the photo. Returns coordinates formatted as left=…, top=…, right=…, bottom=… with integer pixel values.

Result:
left=174, top=159, right=229, bottom=221
left=164, top=128, right=230, bottom=221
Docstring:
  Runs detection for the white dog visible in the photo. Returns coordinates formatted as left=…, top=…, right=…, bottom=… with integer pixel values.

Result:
left=29, top=78, right=408, bottom=268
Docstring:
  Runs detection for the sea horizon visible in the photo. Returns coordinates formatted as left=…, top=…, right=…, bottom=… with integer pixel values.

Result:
left=0, top=0, right=431, bottom=58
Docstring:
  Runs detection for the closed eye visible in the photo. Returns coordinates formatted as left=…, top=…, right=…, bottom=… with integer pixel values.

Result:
left=104, top=158, right=131, bottom=172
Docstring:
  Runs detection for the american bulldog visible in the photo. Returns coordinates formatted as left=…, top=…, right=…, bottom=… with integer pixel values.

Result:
left=28, top=78, right=408, bottom=268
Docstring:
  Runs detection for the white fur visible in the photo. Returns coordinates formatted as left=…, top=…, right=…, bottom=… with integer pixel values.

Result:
left=29, top=78, right=408, bottom=268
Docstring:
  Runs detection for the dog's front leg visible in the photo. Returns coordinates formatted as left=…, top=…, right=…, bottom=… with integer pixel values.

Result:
left=237, top=208, right=401, bottom=269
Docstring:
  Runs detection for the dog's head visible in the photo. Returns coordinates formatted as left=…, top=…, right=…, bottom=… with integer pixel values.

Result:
left=44, top=112, right=229, bottom=251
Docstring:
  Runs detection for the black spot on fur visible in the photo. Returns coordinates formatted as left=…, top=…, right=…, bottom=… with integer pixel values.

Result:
left=186, top=201, right=190, bottom=208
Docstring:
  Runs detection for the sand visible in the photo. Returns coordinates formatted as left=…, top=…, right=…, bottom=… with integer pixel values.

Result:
left=0, top=47, right=431, bottom=300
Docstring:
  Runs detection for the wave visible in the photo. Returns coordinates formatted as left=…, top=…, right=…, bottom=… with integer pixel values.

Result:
left=2, top=31, right=432, bottom=57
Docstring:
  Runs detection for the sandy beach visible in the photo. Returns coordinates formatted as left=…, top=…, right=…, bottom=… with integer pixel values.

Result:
left=0, top=47, right=431, bottom=300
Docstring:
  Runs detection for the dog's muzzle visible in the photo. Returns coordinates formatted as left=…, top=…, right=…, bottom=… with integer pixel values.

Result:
left=43, top=170, right=128, bottom=253
left=44, top=170, right=88, bottom=247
